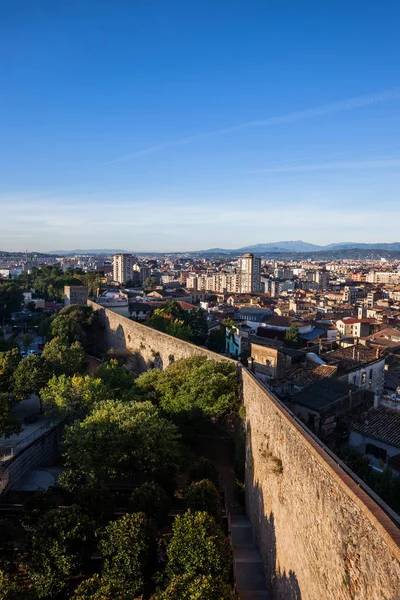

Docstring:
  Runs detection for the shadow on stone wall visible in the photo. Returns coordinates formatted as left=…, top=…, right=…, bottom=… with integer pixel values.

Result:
left=247, top=422, right=302, bottom=599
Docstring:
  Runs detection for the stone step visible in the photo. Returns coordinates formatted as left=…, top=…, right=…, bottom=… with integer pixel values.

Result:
left=239, top=592, right=270, bottom=600
left=234, top=547, right=264, bottom=563
left=231, top=524, right=254, bottom=547
left=235, top=561, right=268, bottom=591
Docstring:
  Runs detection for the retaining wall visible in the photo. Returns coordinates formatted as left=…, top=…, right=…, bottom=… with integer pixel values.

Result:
left=88, top=301, right=400, bottom=599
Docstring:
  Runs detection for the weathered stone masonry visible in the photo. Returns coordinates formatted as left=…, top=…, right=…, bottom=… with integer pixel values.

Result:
left=89, top=301, right=400, bottom=599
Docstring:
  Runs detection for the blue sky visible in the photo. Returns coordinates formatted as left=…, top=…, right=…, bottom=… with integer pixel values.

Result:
left=1, top=0, right=400, bottom=251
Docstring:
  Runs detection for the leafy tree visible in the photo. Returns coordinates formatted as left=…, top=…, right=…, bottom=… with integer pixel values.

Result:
left=51, top=314, right=86, bottom=345
left=284, top=324, right=301, bottom=348
left=42, top=337, right=85, bottom=376
left=166, top=511, right=232, bottom=581
left=0, top=393, right=21, bottom=438
left=96, top=359, right=136, bottom=396
left=0, top=348, right=21, bottom=392
left=157, top=301, right=186, bottom=321
left=0, top=570, right=32, bottom=600
left=40, top=374, right=108, bottom=417
left=57, top=305, right=96, bottom=330
left=188, top=457, right=220, bottom=489
left=166, top=319, right=192, bottom=341
left=143, top=277, right=159, bottom=289
left=189, top=309, right=208, bottom=346
left=206, top=327, right=226, bottom=353
left=185, top=480, right=221, bottom=519
left=99, top=513, right=157, bottom=597
left=37, top=315, right=52, bottom=342
left=136, top=356, right=239, bottom=422
left=222, top=318, right=236, bottom=330
left=20, top=332, right=34, bottom=353
left=129, top=482, right=169, bottom=524
left=22, top=506, right=94, bottom=599
left=0, top=282, right=23, bottom=322
left=75, top=480, right=115, bottom=525
left=12, top=354, right=53, bottom=406
left=0, top=519, right=17, bottom=572
left=63, top=400, right=182, bottom=482
left=149, top=302, right=193, bottom=342
left=71, top=574, right=120, bottom=600
left=155, top=573, right=235, bottom=600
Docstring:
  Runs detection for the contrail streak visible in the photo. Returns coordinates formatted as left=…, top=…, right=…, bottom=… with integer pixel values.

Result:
left=105, top=89, right=400, bottom=164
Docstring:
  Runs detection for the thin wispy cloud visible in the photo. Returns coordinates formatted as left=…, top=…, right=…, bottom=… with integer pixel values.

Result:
left=105, top=89, right=400, bottom=164
left=250, top=158, right=400, bottom=174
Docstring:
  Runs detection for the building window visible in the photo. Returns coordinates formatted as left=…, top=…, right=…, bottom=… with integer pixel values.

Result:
left=366, top=443, right=387, bottom=461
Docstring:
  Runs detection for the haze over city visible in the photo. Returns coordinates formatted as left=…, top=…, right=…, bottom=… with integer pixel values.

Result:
left=1, top=1, right=400, bottom=251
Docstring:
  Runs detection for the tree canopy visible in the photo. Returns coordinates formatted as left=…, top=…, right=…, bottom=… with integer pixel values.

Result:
left=185, top=480, right=222, bottom=519
left=155, top=573, right=235, bottom=600
left=136, top=356, right=239, bottom=422
left=0, top=348, right=21, bottom=393
left=22, top=505, right=94, bottom=598
left=129, top=481, right=168, bottom=524
left=63, top=400, right=182, bottom=482
left=165, top=510, right=232, bottom=581
left=42, top=337, right=85, bottom=376
left=40, top=374, right=108, bottom=417
left=51, top=314, right=86, bottom=346
left=12, top=354, right=53, bottom=403
left=148, top=301, right=209, bottom=345
left=284, top=324, right=301, bottom=348
left=188, top=457, right=220, bottom=489
left=98, top=513, right=157, bottom=597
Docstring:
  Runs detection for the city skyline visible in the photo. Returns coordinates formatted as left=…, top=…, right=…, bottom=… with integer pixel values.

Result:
left=1, top=1, right=400, bottom=251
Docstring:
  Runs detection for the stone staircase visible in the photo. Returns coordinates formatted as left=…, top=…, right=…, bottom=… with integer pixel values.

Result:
left=230, top=514, right=270, bottom=600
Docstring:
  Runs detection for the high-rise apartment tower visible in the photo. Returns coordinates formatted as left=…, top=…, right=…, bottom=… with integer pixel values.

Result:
left=113, top=254, right=134, bottom=285
left=238, top=253, right=261, bottom=293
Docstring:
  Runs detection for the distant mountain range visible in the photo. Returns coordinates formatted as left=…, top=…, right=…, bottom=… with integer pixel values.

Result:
left=43, top=241, right=400, bottom=256
left=199, top=240, right=400, bottom=254
left=48, top=249, right=130, bottom=255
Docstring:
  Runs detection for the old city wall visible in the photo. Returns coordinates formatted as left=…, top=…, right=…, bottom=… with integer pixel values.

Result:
left=89, top=302, right=400, bottom=599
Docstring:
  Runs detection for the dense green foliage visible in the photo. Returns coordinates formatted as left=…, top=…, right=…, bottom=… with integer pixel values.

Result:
left=0, top=282, right=23, bottom=321
left=284, top=324, right=301, bottom=348
left=155, top=573, right=236, bottom=600
left=185, top=480, right=222, bottom=519
left=12, top=354, right=53, bottom=402
left=188, top=457, right=220, bottom=488
left=334, top=444, right=400, bottom=513
left=0, top=393, right=21, bottom=437
left=136, top=356, right=239, bottom=422
left=148, top=301, right=209, bottom=345
left=42, top=337, right=85, bottom=376
left=129, top=481, right=169, bottom=524
left=0, top=348, right=21, bottom=393
left=16, top=266, right=102, bottom=302
left=206, top=326, right=226, bottom=353
left=51, top=314, right=86, bottom=345
left=166, top=511, right=232, bottom=581
left=22, top=505, right=94, bottom=598
left=98, top=513, right=157, bottom=596
left=63, top=400, right=182, bottom=482
left=95, top=359, right=136, bottom=397
left=40, top=374, right=107, bottom=417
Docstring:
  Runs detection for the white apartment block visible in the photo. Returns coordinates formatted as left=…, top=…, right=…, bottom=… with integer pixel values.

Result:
left=113, top=254, right=134, bottom=284
left=366, top=271, right=400, bottom=285
left=238, top=253, right=261, bottom=293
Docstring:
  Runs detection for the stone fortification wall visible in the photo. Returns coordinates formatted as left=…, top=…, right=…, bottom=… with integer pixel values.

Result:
left=88, top=302, right=400, bottom=599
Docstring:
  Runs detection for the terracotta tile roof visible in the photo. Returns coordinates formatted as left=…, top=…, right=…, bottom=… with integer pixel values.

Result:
left=285, top=363, right=337, bottom=387
left=178, top=301, right=197, bottom=310
left=346, top=402, right=400, bottom=448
